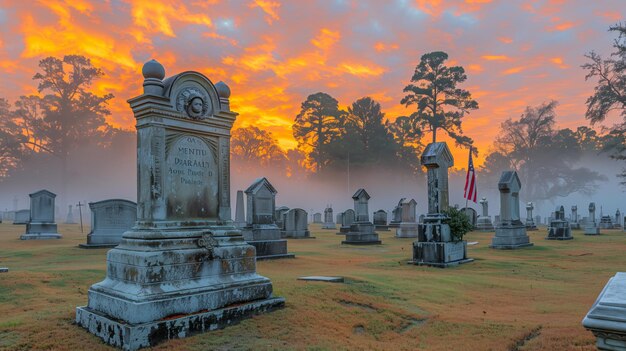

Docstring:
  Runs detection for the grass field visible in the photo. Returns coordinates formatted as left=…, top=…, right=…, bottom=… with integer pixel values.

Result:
left=0, top=222, right=623, bottom=350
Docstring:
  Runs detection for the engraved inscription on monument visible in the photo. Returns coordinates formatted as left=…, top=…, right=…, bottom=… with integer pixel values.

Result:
left=165, top=135, right=218, bottom=218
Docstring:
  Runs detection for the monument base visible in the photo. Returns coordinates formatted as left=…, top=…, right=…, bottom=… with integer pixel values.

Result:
left=20, top=233, right=62, bottom=240
left=585, top=226, right=601, bottom=235
left=78, top=243, right=118, bottom=249
left=476, top=217, right=494, bottom=232
left=321, top=223, right=336, bottom=230
left=395, top=222, right=418, bottom=238
left=76, top=297, right=285, bottom=351
left=374, top=225, right=390, bottom=231
left=546, top=226, right=573, bottom=240
left=21, top=222, right=61, bottom=239
left=282, top=230, right=312, bottom=239
left=242, top=225, right=294, bottom=259
left=583, top=272, right=626, bottom=351
left=342, top=222, right=381, bottom=245
left=411, top=241, right=473, bottom=268
left=491, top=225, right=533, bottom=249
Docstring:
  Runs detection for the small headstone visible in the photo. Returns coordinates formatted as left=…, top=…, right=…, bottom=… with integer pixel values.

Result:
left=546, top=205, right=572, bottom=240
left=242, top=178, right=294, bottom=259
left=614, top=209, right=622, bottom=229
left=282, top=208, right=312, bottom=238
left=342, top=189, right=381, bottom=245
left=396, top=199, right=418, bottom=238
left=373, top=209, right=389, bottom=231
left=65, top=205, right=77, bottom=224
left=476, top=197, right=494, bottom=231
left=585, top=203, right=600, bottom=235
left=20, top=190, right=61, bottom=240
left=234, top=190, right=246, bottom=228
left=389, top=199, right=403, bottom=228
left=339, top=209, right=355, bottom=234
left=570, top=205, right=580, bottom=229
left=13, top=209, right=29, bottom=225
left=491, top=171, right=533, bottom=249
left=322, top=206, right=336, bottom=229
left=274, top=206, right=289, bottom=229
left=525, top=202, right=537, bottom=230
left=312, top=212, right=322, bottom=224
left=461, top=207, right=478, bottom=227
left=413, top=142, right=473, bottom=267
left=79, top=199, right=137, bottom=248
left=297, top=276, right=344, bottom=283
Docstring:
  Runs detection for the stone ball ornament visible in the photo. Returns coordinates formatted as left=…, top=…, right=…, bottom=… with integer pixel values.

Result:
left=142, top=59, right=165, bottom=80
left=215, top=81, right=231, bottom=99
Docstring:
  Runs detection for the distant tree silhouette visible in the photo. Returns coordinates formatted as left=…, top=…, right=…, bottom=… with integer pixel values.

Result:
left=401, top=51, right=478, bottom=149
left=231, top=126, right=287, bottom=168
left=292, top=92, right=345, bottom=172
left=583, top=23, right=626, bottom=185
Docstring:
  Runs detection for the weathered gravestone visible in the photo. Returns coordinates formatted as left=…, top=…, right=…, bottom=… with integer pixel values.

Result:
left=21, top=190, right=61, bottom=240
left=535, top=215, right=541, bottom=227
left=476, top=197, right=494, bottom=231
left=335, top=213, right=341, bottom=224
left=614, top=210, right=622, bottom=229
left=583, top=272, right=626, bottom=350
left=373, top=209, right=389, bottom=231
left=412, top=142, right=472, bottom=267
left=389, top=199, right=403, bottom=228
left=525, top=202, right=537, bottom=230
left=342, top=189, right=381, bottom=245
left=241, top=177, right=294, bottom=259
left=13, top=209, right=29, bottom=225
left=490, top=171, right=533, bottom=249
left=461, top=207, right=478, bottom=228
left=65, top=205, right=77, bottom=224
left=338, top=209, right=355, bottom=234
left=546, top=205, right=572, bottom=240
left=234, top=190, right=246, bottom=228
left=282, top=208, right=312, bottom=238
left=322, top=207, right=336, bottom=229
left=585, top=202, right=600, bottom=235
left=570, top=205, right=580, bottom=229
left=396, top=199, right=418, bottom=238
left=79, top=199, right=137, bottom=248
left=274, top=206, right=289, bottom=229
left=76, top=61, right=284, bottom=350
left=312, top=212, right=322, bottom=224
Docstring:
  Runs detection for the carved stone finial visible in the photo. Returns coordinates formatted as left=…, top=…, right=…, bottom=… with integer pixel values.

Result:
left=142, top=59, right=165, bottom=95
left=215, top=81, right=231, bottom=111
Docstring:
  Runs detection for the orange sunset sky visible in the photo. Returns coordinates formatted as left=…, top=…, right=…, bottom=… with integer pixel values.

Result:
left=0, top=0, right=624, bottom=167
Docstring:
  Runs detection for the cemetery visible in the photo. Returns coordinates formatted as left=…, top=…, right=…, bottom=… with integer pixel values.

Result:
left=1, top=3, right=626, bottom=351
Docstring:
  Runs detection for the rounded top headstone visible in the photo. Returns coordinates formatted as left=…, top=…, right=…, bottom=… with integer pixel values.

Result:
left=142, top=59, right=165, bottom=80
left=215, top=81, right=231, bottom=99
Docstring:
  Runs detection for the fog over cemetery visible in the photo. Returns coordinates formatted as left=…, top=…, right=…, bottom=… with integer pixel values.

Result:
left=1, top=1, right=626, bottom=350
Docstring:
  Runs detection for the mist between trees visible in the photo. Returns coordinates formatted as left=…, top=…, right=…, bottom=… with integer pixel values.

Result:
left=0, top=24, right=624, bottom=219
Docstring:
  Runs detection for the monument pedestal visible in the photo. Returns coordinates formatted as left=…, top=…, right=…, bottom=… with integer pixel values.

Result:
left=585, top=225, right=601, bottom=235
left=546, top=220, right=572, bottom=240
left=395, top=222, right=418, bottom=238
left=583, top=272, right=626, bottom=351
left=491, top=224, right=533, bottom=249
left=342, top=222, right=381, bottom=245
left=76, top=225, right=285, bottom=350
left=20, top=222, right=61, bottom=240
left=476, top=216, right=494, bottom=231
left=411, top=219, right=473, bottom=267
left=242, top=225, right=294, bottom=260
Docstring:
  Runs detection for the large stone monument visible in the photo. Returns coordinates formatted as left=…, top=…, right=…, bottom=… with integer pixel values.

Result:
left=546, top=205, right=573, bottom=240
left=322, top=206, right=335, bottom=229
left=525, top=202, right=537, bottom=230
left=373, top=209, right=389, bottom=231
left=65, top=205, right=77, bottom=224
left=20, top=190, right=61, bottom=240
left=396, top=199, right=418, bottom=238
left=570, top=205, right=580, bottom=229
left=585, top=202, right=600, bottom=235
left=234, top=190, right=246, bottom=228
left=281, top=208, right=312, bottom=238
left=412, top=142, right=472, bottom=267
left=241, top=177, right=293, bottom=259
left=583, top=272, right=626, bottom=350
left=13, top=209, right=29, bottom=225
left=389, top=199, right=403, bottom=228
left=490, top=171, right=533, bottom=249
left=476, top=197, right=494, bottom=231
left=79, top=199, right=137, bottom=248
left=76, top=61, right=284, bottom=350
left=342, top=189, right=381, bottom=245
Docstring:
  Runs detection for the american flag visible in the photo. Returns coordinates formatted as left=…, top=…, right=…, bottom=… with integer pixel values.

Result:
left=464, top=147, right=477, bottom=203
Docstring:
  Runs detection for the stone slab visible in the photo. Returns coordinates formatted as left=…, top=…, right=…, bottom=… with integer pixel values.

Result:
left=76, top=297, right=285, bottom=351
left=341, top=240, right=382, bottom=245
left=490, top=242, right=534, bottom=249
left=583, top=272, right=626, bottom=351
left=0, top=268, right=8, bottom=273
left=256, top=253, right=295, bottom=260
left=20, top=233, right=62, bottom=240
left=297, top=276, right=344, bottom=283
left=78, top=243, right=119, bottom=249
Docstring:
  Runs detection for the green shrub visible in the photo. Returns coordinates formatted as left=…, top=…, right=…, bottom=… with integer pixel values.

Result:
left=442, top=207, right=473, bottom=241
